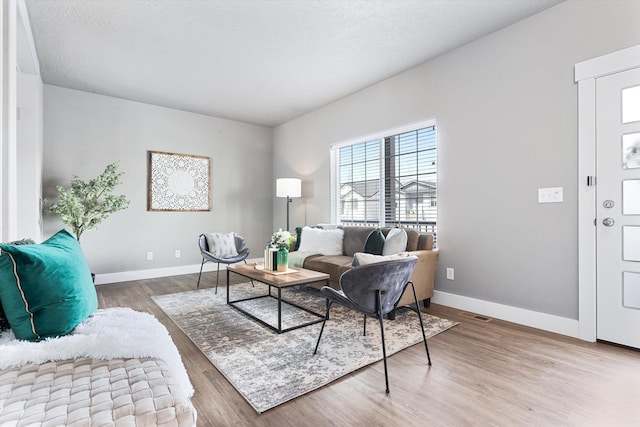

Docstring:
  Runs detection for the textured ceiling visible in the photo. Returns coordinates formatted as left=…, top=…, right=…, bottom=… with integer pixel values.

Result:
left=25, top=0, right=562, bottom=127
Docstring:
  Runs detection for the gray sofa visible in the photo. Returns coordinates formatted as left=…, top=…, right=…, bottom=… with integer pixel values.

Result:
left=291, top=226, right=438, bottom=307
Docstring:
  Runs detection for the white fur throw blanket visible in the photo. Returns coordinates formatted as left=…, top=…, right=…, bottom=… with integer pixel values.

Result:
left=0, top=307, right=194, bottom=397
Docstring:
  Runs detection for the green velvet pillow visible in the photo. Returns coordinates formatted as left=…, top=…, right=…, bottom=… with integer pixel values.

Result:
left=0, top=229, right=98, bottom=341
left=363, top=229, right=385, bottom=255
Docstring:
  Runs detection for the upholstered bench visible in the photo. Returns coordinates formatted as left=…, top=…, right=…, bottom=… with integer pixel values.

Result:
left=0, top=308, right=197, bottom=426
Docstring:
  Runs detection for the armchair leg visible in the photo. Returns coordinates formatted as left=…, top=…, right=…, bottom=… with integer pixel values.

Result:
left=197, top=258, right=206, bottom=288
left=411, top=282, right=431, bottom=365
left=363, top=315, right=367, bottom=336
left=377, top=290, right=390, bottom=394
left=215, top=263, right=221, bottom=294
left=313, top=300, right=333, bottom=355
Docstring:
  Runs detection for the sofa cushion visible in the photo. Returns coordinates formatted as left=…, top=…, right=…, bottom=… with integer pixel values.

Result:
left=297, top=227, right=344, bottom=255
left=303, top=255, right=352, bottom=283
left=342, top=227, right=377, bottom=257
left=0, top=229, right=98, bottom=341
left=382, top=228, right=407, bottom=255
left=404, top=228, right=421, bottom=251
left=363, top=230, right=385, bottom=255
left=352, top=251, right=412, bottom=267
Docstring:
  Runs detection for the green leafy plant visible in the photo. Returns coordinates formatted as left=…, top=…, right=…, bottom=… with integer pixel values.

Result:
left=48, top=163, right=130, bottom=241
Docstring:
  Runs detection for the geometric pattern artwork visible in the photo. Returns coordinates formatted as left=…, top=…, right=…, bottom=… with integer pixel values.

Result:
left=148, top=151, right=211, bottom=211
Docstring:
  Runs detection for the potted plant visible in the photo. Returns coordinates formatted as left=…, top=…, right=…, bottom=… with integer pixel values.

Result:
left=47, top=162, right=130, bottom=241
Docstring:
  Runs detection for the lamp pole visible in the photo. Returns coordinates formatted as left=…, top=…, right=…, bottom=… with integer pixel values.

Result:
left=286, top=195, right=292, bottom=231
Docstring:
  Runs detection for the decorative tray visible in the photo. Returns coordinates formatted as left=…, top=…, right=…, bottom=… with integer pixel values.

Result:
left=255, top=265, right=298, bottom=275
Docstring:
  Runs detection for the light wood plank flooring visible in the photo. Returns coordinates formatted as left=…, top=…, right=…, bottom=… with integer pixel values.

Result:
left=97, top=273, right=640, bottom=426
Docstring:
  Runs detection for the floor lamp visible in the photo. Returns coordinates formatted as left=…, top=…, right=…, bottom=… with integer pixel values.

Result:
left=276, top=178, right=301, bottom=231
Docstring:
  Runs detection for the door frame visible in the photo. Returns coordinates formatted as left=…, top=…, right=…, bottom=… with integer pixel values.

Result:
left=575, top=44, right=640, bottom=342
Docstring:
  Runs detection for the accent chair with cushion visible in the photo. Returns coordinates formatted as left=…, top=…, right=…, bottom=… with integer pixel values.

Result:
left=197, top=232, right=251, bottom=293
left=313, top=256, right=431, bottom=393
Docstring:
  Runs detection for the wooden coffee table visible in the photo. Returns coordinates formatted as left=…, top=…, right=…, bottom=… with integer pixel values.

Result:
left=226, top=263, right=330, bottom=333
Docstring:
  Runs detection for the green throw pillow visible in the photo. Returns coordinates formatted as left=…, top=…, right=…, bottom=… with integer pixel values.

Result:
left=0, top=229, right=98, bottom=341
left=363, top=229, right=385, bottom=256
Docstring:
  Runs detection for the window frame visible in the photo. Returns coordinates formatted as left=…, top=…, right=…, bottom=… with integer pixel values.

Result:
left=330, top=118, right=437, bottom=234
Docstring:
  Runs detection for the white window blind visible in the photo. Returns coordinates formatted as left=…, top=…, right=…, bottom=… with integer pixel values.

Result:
left=330, top=120, right=437, bottom=242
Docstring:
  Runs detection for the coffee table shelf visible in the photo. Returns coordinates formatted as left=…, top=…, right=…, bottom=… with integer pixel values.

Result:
left=226, top=263, right=330, bottom=334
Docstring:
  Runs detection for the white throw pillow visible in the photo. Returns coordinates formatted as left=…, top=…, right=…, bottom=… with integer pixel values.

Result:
left=382, top=228, right=408, bottom=256
left=205, top=232, right=239, bottom=258
left=352, top=251, right=411, bottom=267
left=297, top=226, right=344, bottom=256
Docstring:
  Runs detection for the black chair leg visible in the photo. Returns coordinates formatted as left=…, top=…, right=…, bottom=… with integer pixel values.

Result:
left=377, top=290, right=390, bottom=394
left=363, top=315, right=367, bottom=336
left=215, top=263, right=221, bottom=294
left=197, top=258, right=205, bottom=288
left=411, top=282, right=431, bottom=365
left=243, top=260, right=255, bottom=287
left=314, top=301, right=332, bottom=354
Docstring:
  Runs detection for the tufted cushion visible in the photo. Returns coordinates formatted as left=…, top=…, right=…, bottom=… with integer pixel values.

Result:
left=382, top=228, right=408, bottom=255
left=0, top=230, right=98, bottom=341
left=0, top=357, right=196, bottom=426
left=297, top=227, right=344, bottom=255
left=205, top=232, right=238, bottom=258
left=363, top=229, right=385, bottom=255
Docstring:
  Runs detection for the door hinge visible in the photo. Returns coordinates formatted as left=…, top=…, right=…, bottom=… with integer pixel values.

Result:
left=587, top=176, right=596, bottom=186
left=594, top=218, right=597, bottom=226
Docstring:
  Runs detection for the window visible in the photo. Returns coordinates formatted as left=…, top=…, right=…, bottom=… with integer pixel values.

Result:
left=331, top=120, right=437, bottom=242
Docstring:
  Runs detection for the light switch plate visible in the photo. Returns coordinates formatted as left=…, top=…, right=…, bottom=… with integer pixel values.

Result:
left=538, top=187, right=563, bottom=203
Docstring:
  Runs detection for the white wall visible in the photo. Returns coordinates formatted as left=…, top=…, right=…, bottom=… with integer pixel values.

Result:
left=273, top=0, right=640, bottom=321
left=42, top=85, right=273, bottom=278
left=17, top=72, right=43, bottom=240
left=1, top=0, right=43, bottom=243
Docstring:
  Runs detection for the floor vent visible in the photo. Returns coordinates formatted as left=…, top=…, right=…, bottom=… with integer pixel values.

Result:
left=459, top=311, right=492, bottom=322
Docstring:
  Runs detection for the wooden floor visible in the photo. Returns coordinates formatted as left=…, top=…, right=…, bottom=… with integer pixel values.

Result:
left=97, top=273, right=640, bottom=427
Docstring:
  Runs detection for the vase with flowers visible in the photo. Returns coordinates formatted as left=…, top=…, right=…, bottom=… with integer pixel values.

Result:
left=269, top=229, right=293, bottom=272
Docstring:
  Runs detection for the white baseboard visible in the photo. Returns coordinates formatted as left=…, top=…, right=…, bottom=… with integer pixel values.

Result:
left=96, top=265, right=579, bottom=339
left=432, top=290, right=580, bottom=339
left=94, top=258, right=263, bottom=285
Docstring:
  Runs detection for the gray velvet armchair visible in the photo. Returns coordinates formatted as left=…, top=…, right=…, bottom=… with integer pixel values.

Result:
left=313, top=256, right=431, bottom=393
left=197, top=233, right=251, bottom=293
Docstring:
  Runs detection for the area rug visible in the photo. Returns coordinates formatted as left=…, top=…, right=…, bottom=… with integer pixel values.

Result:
left=152, top=282, right=457, bottom=413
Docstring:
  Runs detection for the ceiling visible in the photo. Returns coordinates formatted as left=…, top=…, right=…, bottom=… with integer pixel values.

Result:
left=25, top=0, right=562, bottom=128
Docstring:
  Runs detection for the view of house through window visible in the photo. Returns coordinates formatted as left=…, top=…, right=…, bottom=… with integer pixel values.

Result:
left=331, top=121, right=437, bottom=243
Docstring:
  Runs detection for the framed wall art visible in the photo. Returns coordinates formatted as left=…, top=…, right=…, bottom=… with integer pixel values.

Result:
left=148, top=150, right=211, bottom=211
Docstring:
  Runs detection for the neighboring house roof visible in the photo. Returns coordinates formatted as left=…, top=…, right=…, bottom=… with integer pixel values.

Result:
left=341, top=178, right=436, bottom=199
left=400, top=180, right=437, bottom=195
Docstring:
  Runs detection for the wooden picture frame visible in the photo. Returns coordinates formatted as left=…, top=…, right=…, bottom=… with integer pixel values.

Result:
left=148, top=150, right=211, bottom=211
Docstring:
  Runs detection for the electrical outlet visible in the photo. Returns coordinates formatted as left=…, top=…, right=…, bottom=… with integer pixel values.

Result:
left=175, top=250, right=181, bottom=258
left=147, top=252, right=153, bottom=261
left=446, top=268, right=454, bottom=280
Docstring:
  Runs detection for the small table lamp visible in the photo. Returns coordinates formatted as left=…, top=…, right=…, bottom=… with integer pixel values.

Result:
left=276, top=178, right=301, bottom=230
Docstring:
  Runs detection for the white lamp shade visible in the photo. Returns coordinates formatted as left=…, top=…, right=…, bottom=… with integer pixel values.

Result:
left=276, top=178, right=301, bottom=198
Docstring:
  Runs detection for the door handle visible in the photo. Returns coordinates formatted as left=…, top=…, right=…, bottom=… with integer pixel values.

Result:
left=603, top=218, right=615, bottom=227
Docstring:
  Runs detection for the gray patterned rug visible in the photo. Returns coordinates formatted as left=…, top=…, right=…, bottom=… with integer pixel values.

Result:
left=152, top=282, right=457, bottom=413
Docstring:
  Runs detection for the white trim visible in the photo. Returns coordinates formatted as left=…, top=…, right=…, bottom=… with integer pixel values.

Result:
left=432, top=291, right=580, bottom=338
left=94, top=258, right=263, bottom=285
left=575, top=44, right=640, bottom=82
left=575, top=44, right=640, bottom=342
left=330, top=117, right=436, bottom=150
left=577, top=78, right=597, bottom=342
left=15, top=0, right=40, bottom=75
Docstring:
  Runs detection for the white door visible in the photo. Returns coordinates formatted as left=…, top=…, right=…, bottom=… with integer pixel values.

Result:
left=596, top=67, right=640, bottom=349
